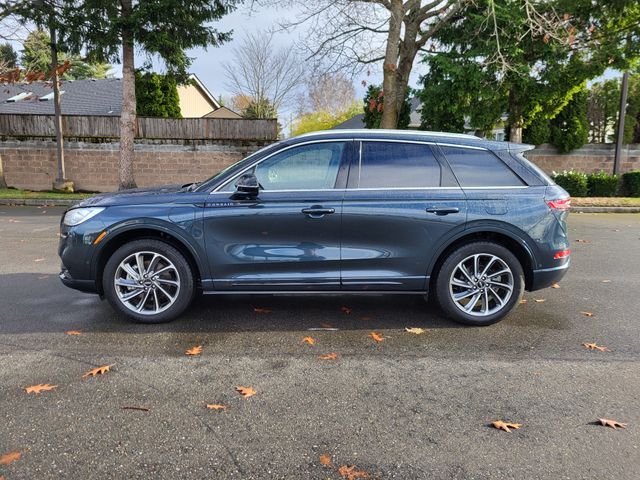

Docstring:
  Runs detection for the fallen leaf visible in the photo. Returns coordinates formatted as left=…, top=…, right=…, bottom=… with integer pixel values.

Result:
left=0, top=450, right=21, bottom=465
left=575, top=239, right=590, bottom=243
left=338, top=465, right=368, bottom=479
left=321, top=323, right=333, bottom=329
left=341, top=306, right=352, bottom=314
left=519, top=299, right=527, bottom=304
left=602, top=279, right=612, bottom=283
left=405, top=327, right=426, bottom=335
left=185, top=345, right=203, bottom=356
left=8, top=218, right=21, bottom=223
left=65, top=330, right=82, bottom=336
left=319, top=352, right=339, bottom=360
left=33, top=258, right=45, bottom=262
left=206, top=404, right=227, bottom=411
left=360, top=316, right=373, bottom=321
left=253, top=307, right=272, bottom=313
left=82, top=365, right=111, bottom=378
left=302, top=336, right=316, bottom=345
left=370, top=331, right=385, bottom=343
left=491, top=420, right=522, bottom=432
left=121, top=406, right=150, bottom=412
left=24, top=383, right=57, bottom=394
left=580, top=311, right=594, bottom=317
left=534, top=298, right=546, bottom=303
left=551, top=283, right=560, bottom=289
left=319, top=453, right=332, bottom=467
left=236, top=386, right=256, bottom=398
left=582, top=342, right=610, bottom=352
left=598, top=418, right=627, bottom=429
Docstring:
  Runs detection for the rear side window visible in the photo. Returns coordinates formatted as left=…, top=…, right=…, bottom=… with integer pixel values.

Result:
left=358, top=142, right=441, bottom=188
left=440, top=146, right=525, bottom=187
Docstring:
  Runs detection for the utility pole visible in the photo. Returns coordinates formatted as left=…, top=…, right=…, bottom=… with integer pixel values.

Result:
left=49, top=17, right=72, bottom=191
left=613, top=71, right=629, bottom=176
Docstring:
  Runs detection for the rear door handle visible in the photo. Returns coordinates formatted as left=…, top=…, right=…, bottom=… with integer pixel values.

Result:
left=302, top=206, right=335, bottom=218
left=426, top=207, right=460, bottom=216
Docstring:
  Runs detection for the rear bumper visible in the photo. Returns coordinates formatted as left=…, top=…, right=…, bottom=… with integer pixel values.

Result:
left=59, top=269, right=98, bottom=294
left=529, top=261, right=570, bottom=291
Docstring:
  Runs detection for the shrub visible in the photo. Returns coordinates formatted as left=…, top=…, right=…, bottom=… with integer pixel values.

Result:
left=523, top=115, right=550, bottom=145
left=587, top=172, right=619, bottom=197
left=552, top=170, right=588, bottom=197
left=622, top=171, right=640, bottom=197
left=549, top=89, right=589, bottom=153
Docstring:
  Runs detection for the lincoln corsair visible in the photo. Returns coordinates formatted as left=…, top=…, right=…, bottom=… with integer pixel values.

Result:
left=59, top=130, right=571, bottom=326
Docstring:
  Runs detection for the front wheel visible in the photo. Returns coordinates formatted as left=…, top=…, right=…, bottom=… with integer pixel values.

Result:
left=103, top=239, right=195, bottom=323
left=434, top=242, right=524, bottom=326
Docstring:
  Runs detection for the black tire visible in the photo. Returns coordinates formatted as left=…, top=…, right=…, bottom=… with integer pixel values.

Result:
left=103, top=239, right=195, bottom=324
left=433, top=241, right=524, bottom=326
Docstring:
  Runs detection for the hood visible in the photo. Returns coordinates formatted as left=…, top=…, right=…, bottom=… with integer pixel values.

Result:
left=75, top=184, right=188, bottom=208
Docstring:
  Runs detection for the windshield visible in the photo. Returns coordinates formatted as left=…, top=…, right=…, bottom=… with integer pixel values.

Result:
left=194, top=141, right=282, bottom=192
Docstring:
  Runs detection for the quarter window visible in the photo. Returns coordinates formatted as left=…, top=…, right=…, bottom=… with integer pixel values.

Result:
left=358, top=142, right=441, bottom=188
left=441, top=146, right=525, bottom=187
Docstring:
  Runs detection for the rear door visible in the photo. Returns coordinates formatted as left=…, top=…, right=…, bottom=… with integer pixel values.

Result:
left=340, top=140, right=467, bottom=291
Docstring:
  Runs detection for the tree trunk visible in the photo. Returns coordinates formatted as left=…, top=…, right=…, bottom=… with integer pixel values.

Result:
left=507, top=88, right=523, bottom=143
left=50, top=21, right=68, bottom=190
left=379, top=1, right=403, bottom=129
left=509, top=126, right=523, bottom=143
left=119, top=0, right=137, bottom=190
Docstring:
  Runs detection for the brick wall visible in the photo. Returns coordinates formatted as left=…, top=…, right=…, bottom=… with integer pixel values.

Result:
left=0, top=138, right=272, bottom=192
left=526, top=143, right=640, bottom=175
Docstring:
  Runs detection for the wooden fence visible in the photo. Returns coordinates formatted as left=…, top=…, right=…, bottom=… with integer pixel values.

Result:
left=0, top=114, right=278, bottom=141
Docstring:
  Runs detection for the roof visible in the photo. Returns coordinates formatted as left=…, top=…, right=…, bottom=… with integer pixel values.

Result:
left=187, top=74, right=220, bottom=110
left=290, top=129, right=532, bottom=152
left=332, top=113, right=364, bottom=129
left=0, top=78, right=122, bottom=116
left=204, top=105, right=242, bottom=119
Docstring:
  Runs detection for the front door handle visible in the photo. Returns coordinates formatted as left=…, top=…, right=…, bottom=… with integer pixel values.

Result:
left=426, top=207, right=460, bottom=216
left=302, top=206, right=335, bottom=218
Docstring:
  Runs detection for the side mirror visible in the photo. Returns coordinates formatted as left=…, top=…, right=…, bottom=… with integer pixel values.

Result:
left=234, top=173, right=260, bottom=198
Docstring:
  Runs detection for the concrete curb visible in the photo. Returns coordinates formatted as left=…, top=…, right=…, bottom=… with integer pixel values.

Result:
left=1, top=197, right=639, bottom=213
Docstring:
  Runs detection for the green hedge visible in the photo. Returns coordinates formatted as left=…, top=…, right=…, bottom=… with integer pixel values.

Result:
left=552, top=171, right=588, bottom=197
left=587, top=172, right=619, bottom=197
left=622, top=171, right=640, bottom=197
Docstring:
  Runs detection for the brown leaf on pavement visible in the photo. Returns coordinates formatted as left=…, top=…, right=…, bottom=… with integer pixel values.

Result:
left=320, top=323, right=333, bottom=329
left=33, top=258, right=45, bottom=262
left=551, top=283, right=560, bottom=289
left=582, top=342, right=610, bottom=352
left=341, top=306, right=352, bottom=314
left=24, top=384, right=57, bottom=394
left=598, top=418, right=627, bottom=429
left=0, top=450, right=21, bottom=465
left=185, top=345, right=203, bottom=356
left=253, top=307, right=272, bottom=313
left=65, top=330, right=82, bottom=336
left=319, top=352, right=339, bottom=360
left=580, top=311, right=594, bottom=317
left=319, top=454, right=332, bottom=467
left=338, top=465, right=369, bottom=479
left=82, top=365, right=112, bottom=378
left=369, top=331, right=384, bottom=343
left=206, top=404, right=227, bottom=411
left=519, top=299, right=527, bottom=304
left=302, top=336, right=316, bottom=345
left=235, top=386, right=256, bottom=398
left=575, top=239, right=590, bottom=243
left=360, top=315, right=373, bottom=321
left=405, top=327, right=426, bottom=334
left=602, top=279, right=612, bottom=283
left=534, top=298, right=546, bottom=303
left=491, top=420, right=522, bottom=432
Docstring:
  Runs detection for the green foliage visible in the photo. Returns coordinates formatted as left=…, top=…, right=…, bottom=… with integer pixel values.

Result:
left=0, top=42, right=18, bottom=70
left=135, top=72, right=181, bottom=117
left=20, top=30, right=111, bottom=79
left=363, top=85, right=410, bottom=129
left=57, top=0, right=237, bottom=82
left=243, top=98, right=277, bottom=119
left=550, top=88, right=590, bottom=153
left=621, top=171, right=640, bottom=197
left=622, top=74, right=640, bottom=144
left=587, top=172, right=619, bottom=197
left=291, top=103, right=362, bottom=137
left=587, top=79, right=620, bottom=143
left=523, top=115, right=551, bottom=145
left=552, top=170, right=588, bottom=197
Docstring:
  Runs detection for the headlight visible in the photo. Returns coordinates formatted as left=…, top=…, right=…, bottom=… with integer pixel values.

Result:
left=63, top=207, right=105, bottom=226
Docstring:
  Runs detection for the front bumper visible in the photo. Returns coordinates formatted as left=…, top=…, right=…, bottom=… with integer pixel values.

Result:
left=529, top=260, right=570, bottom=291
left=59, top=268, right=98, bottom=294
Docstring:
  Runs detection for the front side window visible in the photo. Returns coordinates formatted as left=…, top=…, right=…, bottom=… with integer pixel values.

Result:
left=358, top=142, right=441, bottom=188
left=222, top=142, right=345, bottom=191
left=440, top=146, right=525, bottom=187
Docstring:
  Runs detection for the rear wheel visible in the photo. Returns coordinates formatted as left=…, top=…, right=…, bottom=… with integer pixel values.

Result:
left=434, top=242, right=524, bottom=326
left=103, top=239, right=194, bottom=323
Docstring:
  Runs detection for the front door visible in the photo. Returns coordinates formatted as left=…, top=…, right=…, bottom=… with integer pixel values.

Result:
left=202, top=140, right=350, bottom=291
left=341, top=140, right=467, bottom=291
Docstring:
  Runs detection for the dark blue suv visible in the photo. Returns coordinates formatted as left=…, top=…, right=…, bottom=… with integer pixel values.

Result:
left=59, top=130, right=571, bottom=326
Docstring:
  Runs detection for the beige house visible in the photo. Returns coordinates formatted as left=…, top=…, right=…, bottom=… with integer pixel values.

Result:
left=177, top=74, right=241, bottom=118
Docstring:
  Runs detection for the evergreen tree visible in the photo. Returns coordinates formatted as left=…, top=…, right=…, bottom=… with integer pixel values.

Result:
left=550, top=87, right=590, bottom=152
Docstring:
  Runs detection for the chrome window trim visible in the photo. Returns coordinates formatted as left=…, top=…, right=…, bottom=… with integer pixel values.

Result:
left=211, top=139, right=349, bottom=194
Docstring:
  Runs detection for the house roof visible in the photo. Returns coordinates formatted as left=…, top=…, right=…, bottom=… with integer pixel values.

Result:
left=0, top=78, right=123, bottom=116
left=332, top=113, right=365, bottom=129
left=204, top=105, right=242, bottom=119
left=187, top=74, right=221, bottom=110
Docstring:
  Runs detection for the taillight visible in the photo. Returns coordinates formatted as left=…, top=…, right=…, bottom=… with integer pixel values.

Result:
left=547, top=198, right=571, bottom=211
left=553, top=249, right=571, bottom=259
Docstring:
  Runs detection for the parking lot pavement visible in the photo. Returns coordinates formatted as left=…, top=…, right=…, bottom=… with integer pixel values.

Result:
left=0, top=206, right=638, bottom=479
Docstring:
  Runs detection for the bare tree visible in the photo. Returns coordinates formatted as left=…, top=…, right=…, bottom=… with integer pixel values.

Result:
left=298, top=72, right=357, bottom=115
left=223, top=31, right=304, bottom=116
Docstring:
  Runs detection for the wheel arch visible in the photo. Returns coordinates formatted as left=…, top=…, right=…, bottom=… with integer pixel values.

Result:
left=428, top=226, right=537, bottom=291
left=94, top=226, right=204, bottom=296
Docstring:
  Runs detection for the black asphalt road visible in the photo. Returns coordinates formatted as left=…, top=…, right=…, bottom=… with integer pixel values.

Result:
left=0, top=207, right=638, bottom=479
